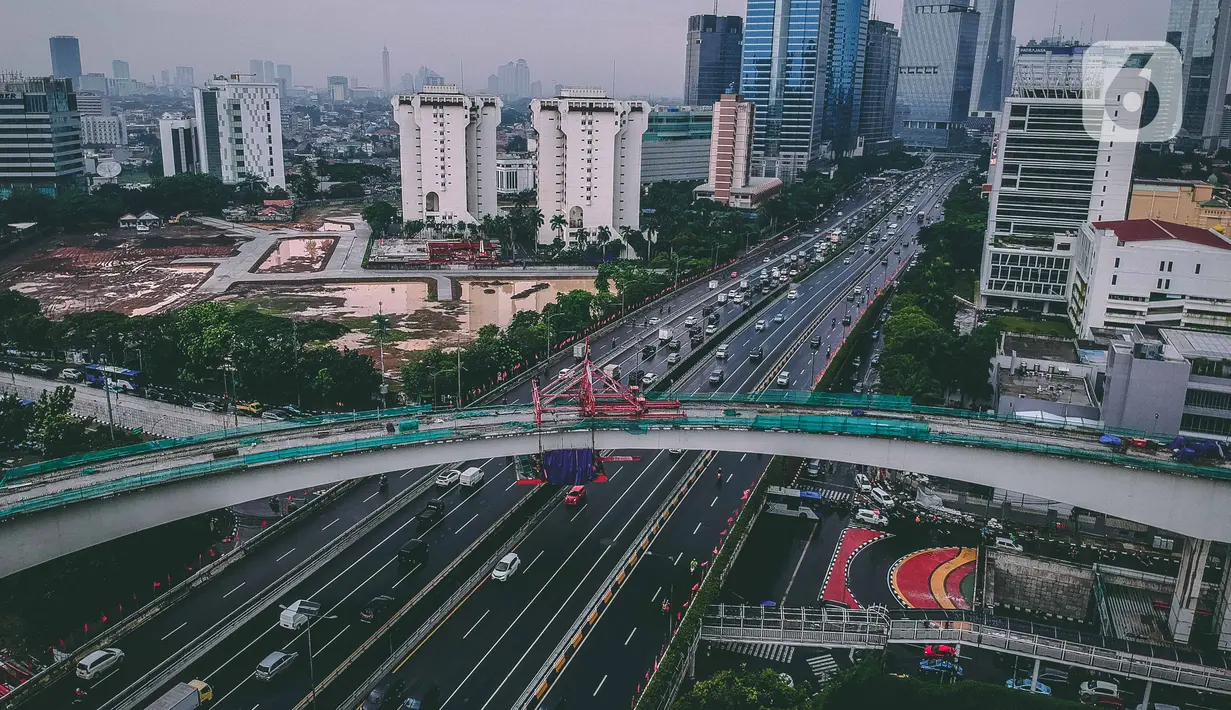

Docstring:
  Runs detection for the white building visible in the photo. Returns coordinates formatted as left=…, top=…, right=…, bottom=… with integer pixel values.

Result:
left=978, top=42, right=1139, bottom=315
left=496, top=154, right=536, bottom=196
left=80, top=115, right=126, bottom=147
left=159, top=117, right=199, bottom=177
left=532, top=87, right=648, bottom=247
left=694, top=91, right=782, bottom=208
left=391, top=84, right=502, bottom=224
left=1070, top=219, right=1231, bottom=336
left=193, top=75, right=285, bottom=188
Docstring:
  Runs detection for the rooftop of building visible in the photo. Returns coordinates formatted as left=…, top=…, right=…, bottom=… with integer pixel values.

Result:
left=998, top=369, right=1096, bottom=408
left=1159, top=328, right=1231, bottom=362
left=1090, top=218, right=1231, bottom=251
left=1000, top=334, right=1080, bottom=363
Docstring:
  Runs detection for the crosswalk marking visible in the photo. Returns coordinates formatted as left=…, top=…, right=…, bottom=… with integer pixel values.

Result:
left=807, top=654, right=839, bottom=684
left=717, top=641, right=795, bottom=663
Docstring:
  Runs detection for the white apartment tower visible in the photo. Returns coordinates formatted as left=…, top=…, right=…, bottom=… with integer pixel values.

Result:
left=977, top=43, right=1140, bottom=315
left=392, top=85, right=502, bottom=224
left=532, top=87, right=648, bottom=246
left=193, top=75, right=285, bottom=188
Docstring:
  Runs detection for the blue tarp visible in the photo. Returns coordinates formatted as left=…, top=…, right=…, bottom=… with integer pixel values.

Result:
left=1099, top=435, right=1122, bottom=445
left=800, top=490, right=822, bottom=500
left=542, top=448, right=598, bottom=486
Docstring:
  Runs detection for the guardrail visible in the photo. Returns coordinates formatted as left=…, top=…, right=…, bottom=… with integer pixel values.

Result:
left=332, top=484, right=564, bottom=710
left=95, top=464, right=447, bottom=710
left=700, top=604, right=891, bottom=649
left=513, top=452, right=717, bottom=708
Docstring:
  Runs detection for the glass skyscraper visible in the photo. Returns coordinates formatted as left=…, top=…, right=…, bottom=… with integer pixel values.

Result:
left=1167, top=0, right=1231, bottom=149
left=740, top=0, right=823, bottom=183
left=895, top=0, right=980, bottom=149
left=969, top=0, right=1015, bottom=115
left=820, top=0, right=870, bottom=156
left=684, top=15, right=744, bottom=106
left=49, top=36, right=82, bottom=81
left=859, top=20, right=902, bottom=148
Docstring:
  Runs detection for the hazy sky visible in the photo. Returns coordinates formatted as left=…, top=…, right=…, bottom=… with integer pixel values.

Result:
left=3, top=0, right=1167, bottom=98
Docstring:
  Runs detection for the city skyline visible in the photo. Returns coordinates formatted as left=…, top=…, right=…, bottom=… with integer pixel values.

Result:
left=4, top=0, right=1165, bottom=97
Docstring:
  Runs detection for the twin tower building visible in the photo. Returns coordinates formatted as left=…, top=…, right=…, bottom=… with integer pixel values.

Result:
left=392, top=85, right=647, bottom=248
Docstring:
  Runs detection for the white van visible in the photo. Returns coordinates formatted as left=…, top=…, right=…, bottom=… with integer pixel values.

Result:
left=715, top=344, right=729, bottom=360
left=870, top=487, right=895, bottom=509
left=76, top=648, right=124, bottom=680
left=854, top=473, right=872, bottom=493
left=994, top=537, right=1024, bottom=552
left=717, top=293, right=727, bottom=304
left=459, top=466, right=485, bottom=487
left=278, top=599, right=318, bottom=630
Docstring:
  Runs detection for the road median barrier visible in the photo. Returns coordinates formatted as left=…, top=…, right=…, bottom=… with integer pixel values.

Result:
left=95, top=465, right=449, bottom=710
left=513, top=451, right=717, bottom=709
left=301, top=481, right=563, bottom=710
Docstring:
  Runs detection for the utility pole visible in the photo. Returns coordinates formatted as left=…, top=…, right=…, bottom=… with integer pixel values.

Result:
left=292, top=320, right=301, bottom=408
left=456, top=347, right=462, bottom=409
left=100, top=353, right=115, bottom=441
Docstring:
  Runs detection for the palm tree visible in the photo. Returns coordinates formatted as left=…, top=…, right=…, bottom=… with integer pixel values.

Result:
left=550, top=214, right=566, bottom=242
left=512, top=190, right=535, bottom=209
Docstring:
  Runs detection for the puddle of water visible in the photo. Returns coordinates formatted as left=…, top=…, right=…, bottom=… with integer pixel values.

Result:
left=465, top=278, right=599, bottom=330
left=256, top=237, right=337, bottom=273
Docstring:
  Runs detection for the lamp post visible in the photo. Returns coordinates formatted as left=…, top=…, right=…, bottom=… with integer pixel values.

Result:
left=546, top=312, right=566, bottom=359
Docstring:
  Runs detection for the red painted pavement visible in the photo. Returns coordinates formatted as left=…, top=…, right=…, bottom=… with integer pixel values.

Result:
left=893, top=548, right=959, bottom=609
left=820, top=526, right=887, bottom=609
left=944, top=559, right=975, bottom=611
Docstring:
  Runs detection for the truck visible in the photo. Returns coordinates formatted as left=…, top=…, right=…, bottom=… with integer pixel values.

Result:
left=658, top=328, right=672, bottom=343
left=279, top=599, right=320, bottom=630
left=708, top=279, right=719, bottom=290
left=739, top=279, right=749, bottom=291
left=602, top=363, right=621, bottom=380
left=572, top=343, right=586, bottom=360
left=144, top=680, right=213, bottom=710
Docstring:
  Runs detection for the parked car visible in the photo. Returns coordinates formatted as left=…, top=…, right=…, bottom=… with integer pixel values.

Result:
left=1006, top=678, right=1052, bottom=695
left=491, top=552, right=521, bottom=581
left=854, top=508, right=888, bottom=527
left=918, top=658, right=962, bottom=679
left=1079, top=680, right=1120, bottom=702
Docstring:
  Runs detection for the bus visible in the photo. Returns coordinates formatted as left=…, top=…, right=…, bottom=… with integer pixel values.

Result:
left=764, top=486, right=821, bottom=519
left=84, top=364, right=143, bottom=392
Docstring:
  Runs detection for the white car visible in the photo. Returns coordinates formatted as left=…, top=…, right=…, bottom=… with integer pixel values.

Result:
left=492, top=552, right=521, bottom=581
left=76, top=648, right=124, bottom=680
left=666, top=353, right=679, bottom=365
left=843, top=257, right=851, bottom=264
left=787, top=290, right=799, bottom=300
left=775, top=372, right=790, bottom=387
left=435, top=469, right=461, bottom=487
left=1078, top=680, right=1120, bottom=702
left=684, top=316, right=697, bottom=327
left=641, top=372, right=658, bottom=386
left=648, top=317, right=661, bottom=326
left=755, top=320, right=766, bottom=332
left=854, top=473, right=872, bottom=493
left=705, top=324, right=717, bottom=335
left=558, top=368, right=571, bottom=381
left=727, top=290, right=737, bottom=299
left=58, top=367, right=82, bottom=381
left=855, top=508, right=888, bottom=527
left=762, top=256, right=771, bottom=263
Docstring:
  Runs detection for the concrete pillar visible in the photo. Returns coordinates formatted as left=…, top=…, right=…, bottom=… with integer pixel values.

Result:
left=1169, top=538, right=1211, bottom=645
left=1030, top=658, right=1040, bottom=690
left=1141, top=680, right=1152, bottom=708
left=1214, top=561, right=1231, bottom=651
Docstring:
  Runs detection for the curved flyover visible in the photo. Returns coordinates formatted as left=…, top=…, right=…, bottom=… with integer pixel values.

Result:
left=2, top=400, right=1229, bottom=577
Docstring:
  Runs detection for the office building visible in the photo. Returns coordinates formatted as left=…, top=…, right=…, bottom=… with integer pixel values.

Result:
left=161, top=69, right=171, bottom=86
left=0, top=76, right=84, bottom=197
left=978, top=42, right=1139, bottom=314
left=193, top=75, right=285, bottom=188
left=49, top=36, right=82, bottom=81
left=391, top=85, right=502, bottom=224
left=968, top=0, right=1015, bottom=116
left=175, top=66, right=194, bottom=88
left=1070, top=219, right=1231, bottom=336
left=487, top=74, right=500, bottom=96
left=531, top=80, right=543, bottom=99
left=497, top=59, right=531, bottom=98
left=740, top=0, right=824, bottom=182
left=276, top=64, right=292, bottom=94
left=417, top=66, right=445, bottom=91
left=81, top=115, right=126, bottom=147
left=532, top=88, right=648, bottom=247
left=819, top=0, right=870, bottom=156
left=327, top=75, right=349, bottom=102
left=496, top=155, right=536, bottom=196
left=77, top=74, right=108, bottom=95
left=894, top=0, right=980, bottom=149
left=1129, top=179, right=1231, bottom=229
left=641, top=106, right=712, bottom=183
left=382, top=46, right=391, bottom=93
left=684, top=14, right=744, bottom=107
left=1167, top=0, right=1231, bottom=149
left=858, top=19, right=902, bottom=151
left=159, top=117, right=200, bottom=177
left=75, top=92, right=109, bottom=117
left=264, top=61, right=275, bottom=87
left=401, top=73, right=416, bottom=93
left=112, top=60, right=130, bottom=80
left=249, top=60, right=266, bottom=82
left=695, top=91, right=783, bottom=208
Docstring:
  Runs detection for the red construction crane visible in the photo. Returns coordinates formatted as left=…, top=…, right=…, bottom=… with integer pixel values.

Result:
left=532, top=342, right=683, bottom=426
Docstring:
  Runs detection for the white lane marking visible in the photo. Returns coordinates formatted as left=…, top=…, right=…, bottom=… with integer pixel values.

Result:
left=400, top=468, right=415, bottom=478
left=710, top=496, right=719, bottom=508
left=570, top=507, right=585, bottom=522
left=160, top=622, right=187, bottom=641
left=363, top=490, right=380, bottom=503
left=693, top=522, right=702, bottom=535
left=276, top=548, right=296, bottom=563
left=505, top=479, right=519, bottom=491
left=211, top=674, right=255, bottom=707
left=393, top=564, right=422, bottom=588
left=593, top=675, right=608, bottom=696
left=740, top=454, right=747, bottom=462
left=313, top=624, right=350, bottom=657
left=674, top=552, right=683, bottom=566
left=463, top=609, right=491, bottom=639
left=624, top=628, right=637, bottom=646
left=726, top=473, right=735, bottom=484
left=222, top=582, right=246, bottom=599
left=455, top=513, right=479, bottom=534
left=321, top=518, right=339, bottom=532
left=651, top=586, right=662, bottom=602
left=523, top=549, right=545, bottom=572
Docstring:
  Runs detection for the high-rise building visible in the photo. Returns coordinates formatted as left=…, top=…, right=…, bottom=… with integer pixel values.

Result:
left=496, top=59, right=532, bottom=98
left=532, top=88, right=648, bottom=247
left=249, top=60, right=266, bottom=82
left=382, top=46, right=391, bottom=93
left=264, top=61, right=275, bottom=87
left=531, top=80, right=543, bottom=99
left=161, top=69, right=171, bottom=86
left=400, top=73, right=416, bottom=93
left=193, top=75, right=285, bottom=188
left=819, top=0, right=870, bottom=156
left=175, top=66, right=195, bottom=88
left=416, top=66, right=444, bottom=91
left=1168, top=0, right=1231, bottom=149
left=977, top=42, right=1141, bottom=315
left=858, top=19, right=902, bottom=150
left=81, top=115, right=126, bottom=147
left=969, top=0, right=1015, bottom=116
left=276, top=64, right=292, bottom=94
left=0, top=76, right=84, bottom=197
left=75, top=92, right=109, bottom=117
left=894, top=0, right=980, bottom=149
left=327, top=76, right=349, bottom=102
left=159, top=117, right=200, bottom=177
left=487, top=74, right=500, bottom=96
left=694, top=91, right=783, bottom=208
left=684, top=14, right=744, bottom=107
left=391, top=85, right=502, bottom=224
left=641, top=106, right=713, bottom=183
left=49, top=36, right=82, bottom=81
left=740, top=0, right=825, bottom=183
left=112, top=60, right=130, bottom=80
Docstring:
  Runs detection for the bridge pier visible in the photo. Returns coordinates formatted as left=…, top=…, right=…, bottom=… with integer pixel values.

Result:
left=1169, top=538, right=1211, bottom=645
left=1215, top=559, right=1231, bottom=651
left=1030, top=658, right=1040, bottom=689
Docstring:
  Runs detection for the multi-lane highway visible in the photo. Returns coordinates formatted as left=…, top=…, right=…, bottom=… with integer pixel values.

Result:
left=27, top=161, right=960, bottom=710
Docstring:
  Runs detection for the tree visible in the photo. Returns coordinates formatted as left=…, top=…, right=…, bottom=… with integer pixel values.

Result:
left=327, top=182, right=365, bottom=199
left=232, top=175, right=271, bottom=205
left=289, top=160, right=320, bottom=201
left=362, top=201, right=398, bottom=235
left=550, top=214, right=566, bottom=242
left=674, top=668, right=809, bottom=710
left=403, top=220, right=426, bottom=237
left=29, top=385, right=82, bottom=457
left=0, top=394, right=33, bottom=448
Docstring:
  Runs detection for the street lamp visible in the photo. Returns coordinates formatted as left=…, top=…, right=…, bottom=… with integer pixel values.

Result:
left=279, top=601, right=336, bottom=710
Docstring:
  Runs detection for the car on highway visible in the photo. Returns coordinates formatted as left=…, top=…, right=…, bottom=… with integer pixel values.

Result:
left=763, top=256, right=771, bottom=263
left=843, top=257, right=851, bottom=264
left=842, top=314, right=851, bottom=326
left=775, top=372, right=789, bottom=387
left=684, top=316, right=697, bottom=327
left=871, top=330, right=879, bottom=340
left=755, top=319, right=766, bottom=331
left=648, top=317, right=660, bottom=326
left=361, top=675, right=406, bottom=710
left=435, top=469, right=461, bottom=488
left=641, top=372, right=658, bottom=386
left=565, top=485, right=586, bottom=506
left=690, top=333, right=703, bottom=346
left=1079, top=680, right=1121, bottom=702
left=709, top=369, right=724, bottom=385
left=417, top=499, right=446, bottom=529
left=492, top=552, right=521, bottom=581
left=254, top=650, right=297, bottom=681
left=810, top=334, right=822, bottom=349
left=788, top=269, right=799, bottom=277
left=666, top=353, right=679, bottom=365
left=668, top=339, right=681, bottom=351
left=76, top=648, right=124, bottom=680
left=772, top=312, right=785, bottom=323
left=854, top=508, right=888, bottom=527
left=727, top=289, right=737, bottom=299
left=749, top=346, right=763, bottom=361
left=642, top=344, right=656, bottom=358
left=360, top=595, right=395, bottom=623
left=558, top=368, right=571, bottom=380
left=787, top=290, right=798, bottom=300
left=1006, top=678, right=1052, bottom=695
left=705, top=324, right=718, bottom=335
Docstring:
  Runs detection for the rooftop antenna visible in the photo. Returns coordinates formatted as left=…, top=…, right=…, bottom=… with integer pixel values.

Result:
left=612, top=60, right=617, bottom=97
left=459, top=60, right=464, bottom=92
left=1050, top=0, right=1059, bottom=38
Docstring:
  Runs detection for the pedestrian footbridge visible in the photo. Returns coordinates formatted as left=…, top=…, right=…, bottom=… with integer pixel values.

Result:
left=700, top=604, right=1231, bottom=695
left=2, top=393, right=1230, bottom=577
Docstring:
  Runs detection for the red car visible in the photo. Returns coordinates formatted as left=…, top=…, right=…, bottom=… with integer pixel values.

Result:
left=923, top=644, right=956, bottom=659
left=565, top=485, right=586, bottom=506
